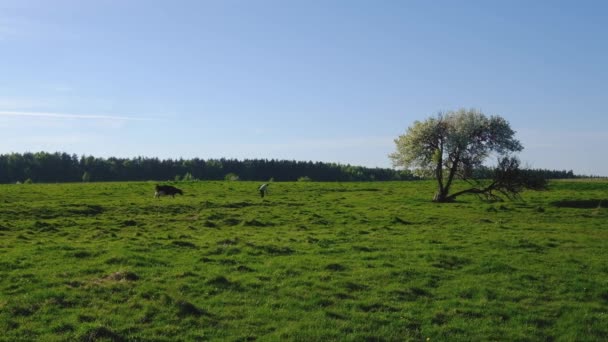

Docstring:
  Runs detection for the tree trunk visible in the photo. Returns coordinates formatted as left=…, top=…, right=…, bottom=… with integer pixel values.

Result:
left=433, top=144, right=447, bottom=202
left=433, top=188, right=453, bottom=202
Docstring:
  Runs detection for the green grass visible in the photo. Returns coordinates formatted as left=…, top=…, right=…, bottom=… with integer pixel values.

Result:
left=0, top=180, right=607, bottom=341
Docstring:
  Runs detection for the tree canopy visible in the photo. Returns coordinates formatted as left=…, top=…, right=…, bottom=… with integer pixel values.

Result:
left=390, top=109, right=546, bottom=202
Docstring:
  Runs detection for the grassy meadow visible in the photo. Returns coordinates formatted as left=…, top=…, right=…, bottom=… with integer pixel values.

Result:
left=0, top=180, right=607, bottom=341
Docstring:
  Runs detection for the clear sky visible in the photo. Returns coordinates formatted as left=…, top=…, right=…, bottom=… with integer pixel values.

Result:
left=1, top=0, right=607, bottom=175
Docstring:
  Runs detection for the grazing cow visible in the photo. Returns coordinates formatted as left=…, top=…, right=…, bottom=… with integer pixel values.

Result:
left=259, top=183, right=269, bottom=198
left=155, top=185, right=183, bottom=198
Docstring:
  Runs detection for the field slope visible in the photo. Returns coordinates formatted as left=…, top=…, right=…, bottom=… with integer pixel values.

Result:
left=0, top=180, right=607, bottom=341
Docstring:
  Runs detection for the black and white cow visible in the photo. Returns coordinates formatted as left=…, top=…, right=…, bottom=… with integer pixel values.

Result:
left=155, top=185, right=183, bottom=198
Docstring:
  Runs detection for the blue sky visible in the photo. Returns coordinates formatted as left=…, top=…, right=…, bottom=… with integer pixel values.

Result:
left=1, top=0, right=607, bottom=175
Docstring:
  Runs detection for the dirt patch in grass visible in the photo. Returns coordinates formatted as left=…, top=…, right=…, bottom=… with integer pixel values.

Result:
left=257, top=245, right=294, bottom=255
left=217, top=238, right=239, bottom=245
left=105, top=271, right=139, bottom=281
left=391, top=287, right=431, bottom=301
left=93, top=271, right=139, bottom=284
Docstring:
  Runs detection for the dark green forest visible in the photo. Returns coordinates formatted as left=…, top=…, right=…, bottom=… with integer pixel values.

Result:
left=0, top=152, right=416, bottom=183
left=0, top=152, right=585, bottom=184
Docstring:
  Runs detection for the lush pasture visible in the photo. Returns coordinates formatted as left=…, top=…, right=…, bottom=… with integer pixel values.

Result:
left=0, top=180, right=606, bottom=341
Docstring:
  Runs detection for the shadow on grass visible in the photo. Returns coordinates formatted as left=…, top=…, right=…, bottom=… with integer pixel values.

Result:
left=391, top=286, right=431, bottom=301
left=325, top=263, right=347, bottom=271
left=176, top=300, right=215, bottom=318
left=67, top=204, right=104, bottom=216
left=79, top=326, right=126, bottom=342
left=31, top=221, right=58, bottom=232
left=206, top=275, right=242, bottom=292
left=253, top=244, right=294, bottom=255
left=430, top=254, right=470, bottom=270
left=243, top=219, right=274, bottom=227
left=201, top=201, right=257, bottom=209
left=551, top=199, right=606, bottom=208
left=357, top=302, right=399, bottom=312
left=171, top=240, right=197, bottom=248
left=392, top=216, right=413, bottom=225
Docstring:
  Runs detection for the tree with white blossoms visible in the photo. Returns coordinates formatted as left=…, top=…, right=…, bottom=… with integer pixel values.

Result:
left=390, top=109, right=546, bottom=202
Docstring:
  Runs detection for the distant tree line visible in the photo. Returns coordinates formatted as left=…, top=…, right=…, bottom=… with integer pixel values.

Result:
left=0, top=152, right=596, bottom=184
left=471, top=166, right=585, bottom=180
left=0, top=152, right=418, bottom=183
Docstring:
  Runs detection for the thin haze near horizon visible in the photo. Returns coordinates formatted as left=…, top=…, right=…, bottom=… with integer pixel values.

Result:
left=1, top=1, right=607, bottom=176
